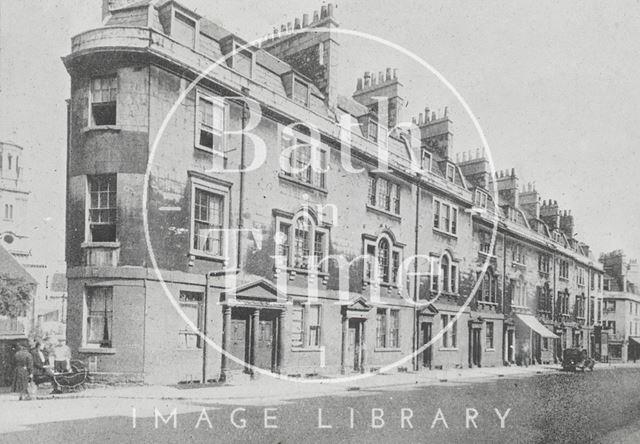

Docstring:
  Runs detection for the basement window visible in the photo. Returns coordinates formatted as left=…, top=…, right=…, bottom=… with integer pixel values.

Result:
left=90, top=75, right=117, bottom=126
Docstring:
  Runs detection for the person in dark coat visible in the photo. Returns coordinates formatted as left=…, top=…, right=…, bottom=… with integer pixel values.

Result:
left=31, top=342, right=60, bottom=393
left=12, top=344, right=33, bottom=400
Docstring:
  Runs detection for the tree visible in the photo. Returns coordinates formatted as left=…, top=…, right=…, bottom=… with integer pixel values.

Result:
left=0, top=273, right=33, bottom=318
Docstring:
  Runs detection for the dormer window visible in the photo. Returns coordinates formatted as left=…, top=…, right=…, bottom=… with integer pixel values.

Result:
left=421, top=149, right=432, bottom=171
left=446, top=164, right=456, bottom=182
left=232, top=43, right=253, bottom=78
left=368, top=119, right=378, bottom=142
left=172, top=10, right=197, bottom=48
left=474, top=190, right=488, bottom=209
left=293, top=78, right=309, bottom=106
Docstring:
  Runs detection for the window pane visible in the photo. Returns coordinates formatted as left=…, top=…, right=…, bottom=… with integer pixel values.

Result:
left=291, top=303, right=304, bottom=347
left=173, top=12, right=196, bottom=47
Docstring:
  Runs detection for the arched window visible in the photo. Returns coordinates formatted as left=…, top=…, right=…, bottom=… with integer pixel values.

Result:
left=364, top=233, right=402, bottom=285
left=479, top=267, right=497, bottom=303
left=431, top=252, right=458, bottom=294
left=276, top=211, right=328, bottom=272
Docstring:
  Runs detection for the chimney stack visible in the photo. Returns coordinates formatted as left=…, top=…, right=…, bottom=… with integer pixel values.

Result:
left=352, top=67, right=405, bottom=129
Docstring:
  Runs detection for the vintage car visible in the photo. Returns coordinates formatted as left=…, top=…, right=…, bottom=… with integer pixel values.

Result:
left=562, top=348, right=595, bottom=372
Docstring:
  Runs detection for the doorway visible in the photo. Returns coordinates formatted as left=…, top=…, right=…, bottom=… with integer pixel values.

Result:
left=469, top=327, right=481, bottom=367
left=419, top=322, right=433, bottom=368
left=347, top=319, right=364, bottom=372
left=255, top=311, right=277, bottom=371
left=229, top=314, right=250, bottom=372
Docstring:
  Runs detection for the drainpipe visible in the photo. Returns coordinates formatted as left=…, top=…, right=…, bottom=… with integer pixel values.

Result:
left=202, top=269, right=234, bottom=384
left=412, top=179, right=420, bottom=371
left=236, top=87, right=250, bottom=270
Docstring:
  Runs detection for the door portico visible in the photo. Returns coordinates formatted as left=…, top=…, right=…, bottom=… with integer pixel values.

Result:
left=340, top=297, right=372, bottom=374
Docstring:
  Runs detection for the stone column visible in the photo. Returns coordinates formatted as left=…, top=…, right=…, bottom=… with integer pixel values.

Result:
left=250, top=309, right=259, bottom=377
left=220, top=306, right=232, bottom=382
left=341, top=312, right=348, bottom=374
left=277, top=310, right=286, bottom=374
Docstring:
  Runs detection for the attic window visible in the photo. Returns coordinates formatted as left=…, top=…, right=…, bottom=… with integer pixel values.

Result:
left=368, top=119, right=378, bottom=142
left=446, top=164, right=456, bottom=182
left=421, top=149, right=432, bottom=171
left=232, top=43, right=253, bottom=78
left=173, top=11, right=197, bottom=48
left=293, top=79, right=309, bottom=106
left=474, top=190, right=488, bottom=209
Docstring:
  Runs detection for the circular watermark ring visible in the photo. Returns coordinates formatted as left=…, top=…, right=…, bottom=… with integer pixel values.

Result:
left=142, top=26, right=500, bottom=384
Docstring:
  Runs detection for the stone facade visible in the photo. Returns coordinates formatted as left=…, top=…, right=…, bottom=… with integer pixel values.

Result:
left=62, top=0, right=604, bottom=384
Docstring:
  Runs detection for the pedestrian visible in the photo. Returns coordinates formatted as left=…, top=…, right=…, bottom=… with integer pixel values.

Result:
left=31, top=342, right=61, bottom=394
left=53, top=339, right=71, bottom=373
left=522, top=342, right=530, bottom=367
left=12, top=344, right=33, bottom=401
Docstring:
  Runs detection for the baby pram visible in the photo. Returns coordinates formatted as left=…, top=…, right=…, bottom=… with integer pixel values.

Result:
left=52, top=360, right=89, bottom=392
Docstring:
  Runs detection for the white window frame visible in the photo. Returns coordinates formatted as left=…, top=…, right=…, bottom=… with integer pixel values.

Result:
left=195, top=91, right=226, bottom=155
left=83, top=286, right=113, bottom=349
left=231, top=41, right=254, bottom=78
left=430, top=252, right=459, bottom=295
left=375, top=307, right=401, bottom=349
left=275, top=211, right=329, bottom=273
left=291, top=300, right=323, bottom=349
left=432, top=197, right=458, bottom=236
left=85, top=174, right=117, bottom=243
left=446, top=163, right=456, bottom=182
left=280, top=127, right=328, bottom=190
left=189, top=177, right=229, bottom=260
left=367, top=175, right=401, bottom=216
left=177, top=290, right=204, bottom=350
left=89, top=73, right=118, bottom=128
left=172, top=8, right=199, bottom=48
left=364, top=233, right=403, bottom=286
left=474, top=189, right=488, bottom=209
left=440, top=313, right=458, bottom=349
left=421, top=149, right=432, bottom=171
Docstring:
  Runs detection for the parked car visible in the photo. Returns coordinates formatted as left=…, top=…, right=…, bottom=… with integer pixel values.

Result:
left=562, top=348, right=595, bottom=372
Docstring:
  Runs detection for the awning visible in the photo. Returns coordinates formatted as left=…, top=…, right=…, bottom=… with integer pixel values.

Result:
left=629, top=337, right=640, bottom=345
left=516, top=314, right=559, bottom=339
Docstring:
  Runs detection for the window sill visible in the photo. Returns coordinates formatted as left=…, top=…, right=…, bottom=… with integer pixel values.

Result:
left=511, top=261, right=526, bottom=268
left=278, top=174, right=328, bottom=195
left=277, top=266, right=329, bottom=277
left=374, top=347, right=401, bottom=353
left=365, top=204, right=401, bottom=221
left=485, top=348, right=496, bottom=352
left=291, top=347, right=323, bottom=352
left=478, top=301, right=498, bottom=306
left=439, top=347, right=459, bottom=351
left=81, top=242, right=120, bottom=249
left=194, top=144, right=226, bottom=157
left=189, top=250, right=228, bottom=262
left=82, top=125, right=122, bottom=133
left=479, top=251, right=496, bottom=259
left=78, top=347, right=116, bottom=354
left=559, top=277, right=569, bottom=282
left=432, top=228, right=458, bottom=239
left=365, top=280, right=400, bottom=289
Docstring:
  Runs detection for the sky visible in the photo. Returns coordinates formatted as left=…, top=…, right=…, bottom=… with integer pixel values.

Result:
left=1, top=0, right=639, bottom=265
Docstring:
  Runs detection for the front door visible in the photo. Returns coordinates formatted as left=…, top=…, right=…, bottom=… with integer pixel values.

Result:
left=229, top=316, right=249, bottom=371
left=470, top=327, right=481, bottom=367
left=255, top=312, right=276, bottom=371
left=348, top=319, right=363, bottom=371
left=420, top=322, right=433, bottom=368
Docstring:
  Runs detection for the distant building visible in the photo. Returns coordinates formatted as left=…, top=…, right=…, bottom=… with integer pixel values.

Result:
left=601, top=250, right=640, bottom=362
left=1, top=141, right=65, bottom=338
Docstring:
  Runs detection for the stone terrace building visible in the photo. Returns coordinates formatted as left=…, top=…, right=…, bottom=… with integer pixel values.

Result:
left=62, top=0, right=603, bottom=383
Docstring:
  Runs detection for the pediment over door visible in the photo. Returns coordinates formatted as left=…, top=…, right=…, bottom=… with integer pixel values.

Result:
left=418, top=304, right=439, bottom=317
left=342, top=296, right=373, bottom=319
left=220, top=278, right=289, bottom=309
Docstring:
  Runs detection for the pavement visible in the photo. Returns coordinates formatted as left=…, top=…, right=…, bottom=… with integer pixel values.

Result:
left=0, top=361, right=637, bottom=436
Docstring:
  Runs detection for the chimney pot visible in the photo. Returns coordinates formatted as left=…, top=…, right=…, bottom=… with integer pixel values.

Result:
left=456, top=153, right=460, bottom=162
left=321, top=5, right=328, bottom=18
left=463, top=152, right=468, bottom=161
left=313, top=10, right=319, bottom=22
left=356, top=78, right=363, bottom=90
left=444, top=106, right=449, bottom=117
left=294, top=18, right=301, bottom=29
left=287, top=22, right=293, bottom=31
left=476, top=148, right=480, bottom=159
left=511, top=168, right=515, bottom=177
left=431, top=111, right=436, bottom=121
left=303, top=14, right=309, bottom=27
left=393, top=68, right=398, bottom=78
left=412, top=117, right=417, bottom=124
left=418, top=113, right=424, bottom=124
left=328, top=3, right=334, bottom=17
left=386, top=67, right=392, bottom=81
left=378, top=71, right=384, bottom=83
left=281, top=24, right=287, bottom=33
